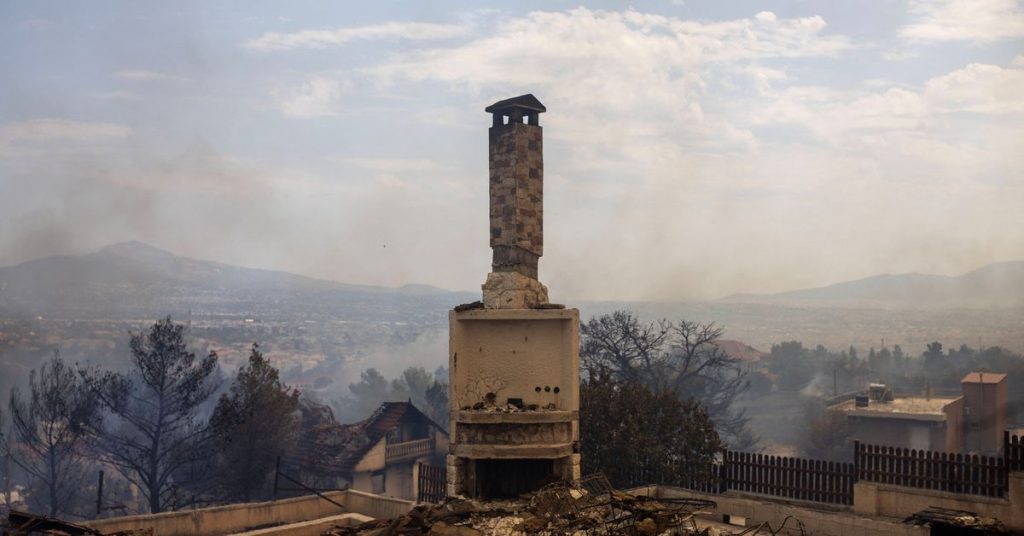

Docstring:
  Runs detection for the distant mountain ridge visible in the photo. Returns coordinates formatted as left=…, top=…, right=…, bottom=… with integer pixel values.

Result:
left=723, top=261, right=1024, bottom=309
left=2, top=242, right=1020, bottom=318
left=0, top=241, right=469, bottom=319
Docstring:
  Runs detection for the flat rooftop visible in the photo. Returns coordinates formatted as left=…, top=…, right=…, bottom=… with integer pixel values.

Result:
left=962, top=372, right=1006, bottom=384
left=832, top=396, right=961, bottom=422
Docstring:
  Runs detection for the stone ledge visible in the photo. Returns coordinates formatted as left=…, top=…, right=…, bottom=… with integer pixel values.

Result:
left=450, top=308, right=578, bottom=321
left=452, top=443, right=574, bottom=459
left=454, top=410, right=578, bottom=423
left=857, top=481, right=1012, bottom=506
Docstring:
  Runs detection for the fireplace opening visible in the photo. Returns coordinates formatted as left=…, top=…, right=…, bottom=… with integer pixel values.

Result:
left=471, top=458, right=555, bottom=499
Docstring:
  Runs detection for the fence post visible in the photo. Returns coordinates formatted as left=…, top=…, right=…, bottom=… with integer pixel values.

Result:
left=95, top=470, right=104, bottom=519
left=721, top=449, right=730, bottom=494
left=853, top=440, right=860, bottom=482
left=416, top=462, right=423, bottom=503
left=1005, top=430, right=1010, bottom=472
left=273, top=456, right=280, bottom=500
left=1003, top=430, right=1011, bottom=492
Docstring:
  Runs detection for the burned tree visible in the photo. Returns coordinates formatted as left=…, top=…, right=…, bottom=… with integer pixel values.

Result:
left=800, top=404, right=851, bottom=462
left=6, top=351, right=100, bottom=517
left=82, top=317, right=219, bottom=513
left=209, top=343, right=299, bottom=502
left=580, top=311, right=670, bottom=387
left=580, top=369, right=722, bottom=489
left=334, top=367, right=448, bottom=426
left=423, top=380, right=449, bottom=429
left=667, top=320, right=755, bottom=449
left=581, top=311, right=755, bottom=449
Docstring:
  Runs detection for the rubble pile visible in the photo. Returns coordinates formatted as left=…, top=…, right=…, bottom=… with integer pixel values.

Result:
left=324, top=475, right=721, bottom=536
left=904, top=507, right=1007, bottom=534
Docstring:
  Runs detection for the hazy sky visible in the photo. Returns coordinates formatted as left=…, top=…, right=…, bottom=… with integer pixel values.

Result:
left=1, top=0, right=1022, bottom=301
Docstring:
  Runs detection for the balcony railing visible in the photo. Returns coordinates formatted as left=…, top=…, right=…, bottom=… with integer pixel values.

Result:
left=386, top=437, right=435, bottom=464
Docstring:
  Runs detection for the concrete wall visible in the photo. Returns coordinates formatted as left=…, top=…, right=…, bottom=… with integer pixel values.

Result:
left=341, top=489, right=412, bottom=520
left=384, top=462, right=412, bottom=500
left=433, top=428, right=449, bottom=454
left=854, top=472, right=1024, bottom=532
left=351, top=472, right=374, bottom=495
left=449, top=308, right=580, bottom=413
left=448, top=308, right=582, bottom=495
left=350, top=444, right=442, bottom=500
left=942, top=397, right=964, bottom=453
left=82, top=490, right=413, bottom=536
left=849, top=417, right=949, bottom=452
left=352, top=438, right=385, bottom=473
left=231, top=513, right=373, bottom=536
left=630, top=486, right=928, bottom=536
left=962, top=378, right=1007, bottom=453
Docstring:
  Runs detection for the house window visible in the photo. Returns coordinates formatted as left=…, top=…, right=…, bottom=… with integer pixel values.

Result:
left=371, top=471, right=386, bottom=494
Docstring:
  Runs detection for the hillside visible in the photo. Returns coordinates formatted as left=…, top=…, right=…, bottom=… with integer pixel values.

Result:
left=0, top=242, right=472, bottom=320
left=723, top=262, right=1024, bottom=309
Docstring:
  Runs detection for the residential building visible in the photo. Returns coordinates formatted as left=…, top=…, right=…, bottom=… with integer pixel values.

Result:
left=288, top=400, right=448, bottom=501
left=961, top=372, right=1008, bottom=454
left=831, top=372, right=1011, bottom=454
left=830, top=383, right=964, bottom=452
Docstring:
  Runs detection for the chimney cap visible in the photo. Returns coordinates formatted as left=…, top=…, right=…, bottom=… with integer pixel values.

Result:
left=485, top=94, right=546, bottom=114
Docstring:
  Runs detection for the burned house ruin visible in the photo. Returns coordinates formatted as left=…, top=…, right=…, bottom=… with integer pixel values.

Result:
left=447, top=94, right=582, bottom=499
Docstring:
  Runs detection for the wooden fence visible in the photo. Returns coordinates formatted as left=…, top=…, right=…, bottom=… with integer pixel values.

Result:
left=624, top=460, right=723, bottom=494
left=724, top=451, right=855, bottom=505
left=417, top=463, right=446, bottom=504
left=624, top=453, right=853, bottom=505
left=414, top=432, right=1024, bottom=506
left=855, top=441, right=1006, bottom=498
left=1007, top=431, right=1024, bottom=472
left=626, top=433, right=1024, bottom=505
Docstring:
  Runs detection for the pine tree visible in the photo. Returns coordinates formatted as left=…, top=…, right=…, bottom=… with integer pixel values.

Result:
left=83, top=317, right=219, bottom=513
left=210, top=344, right=299, bottom=502
left=7, top=351, right=100, bottom=517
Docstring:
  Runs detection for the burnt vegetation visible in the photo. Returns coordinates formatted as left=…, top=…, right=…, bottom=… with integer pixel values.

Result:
left=0, top=317, right=310, bottom=517
left=209, top=343, right=300, bottom=503
left=580, top=369, right=722, bottom=489
left=80, top=318, right=221, bottom=514
left=1, top=309, right=1021, bottom=521
left=580, top=311, right=755, bottom=450
left=7, top=352, right=100, bottom=517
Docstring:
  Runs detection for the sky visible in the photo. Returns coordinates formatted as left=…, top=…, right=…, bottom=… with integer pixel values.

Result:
left=1, top=0, right=1022, bottom=301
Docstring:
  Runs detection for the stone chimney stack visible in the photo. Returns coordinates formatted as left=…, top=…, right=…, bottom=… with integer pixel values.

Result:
left=483, top=94, right=549, bottom=309
left=446, top=95, right=580, bottom=499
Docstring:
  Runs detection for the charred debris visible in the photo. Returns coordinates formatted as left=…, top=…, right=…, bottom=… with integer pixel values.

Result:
left=324, top=473, right=806, bottom=536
